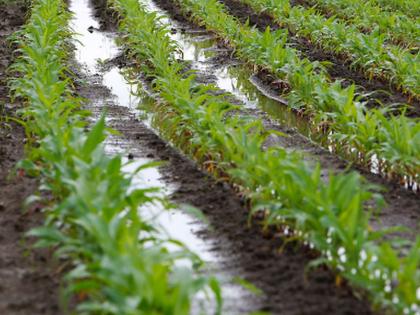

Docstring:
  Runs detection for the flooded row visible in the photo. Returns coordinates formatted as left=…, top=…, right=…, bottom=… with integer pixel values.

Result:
left=140, top=0, right=419, bottom=191
left=66, top=0, right=419, bottom=313
left=70, top=0, right=260, bottom=312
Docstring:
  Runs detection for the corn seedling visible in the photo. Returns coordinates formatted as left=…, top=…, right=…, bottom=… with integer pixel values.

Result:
left=109, top=0, right=420, bottom=313
left=8, top=0, right=222, bottom=313
left=170, top=0, right=420, bottom=185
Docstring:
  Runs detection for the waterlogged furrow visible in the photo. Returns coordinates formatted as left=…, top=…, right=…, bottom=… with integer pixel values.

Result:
left=238, top=0, right=420, bottom=96
left=305, top=0, right=420, bottom=47
left=110, top=0, right=420, bottom=313
left=8, top=0, right=222, bottom=313
left=170, top=0, right=420, bottom=188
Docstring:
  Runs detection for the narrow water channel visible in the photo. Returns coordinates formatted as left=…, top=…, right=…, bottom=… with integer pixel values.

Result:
left=141, top=0, right=313, bottom=138
left=71, top=0, right=213, bottom=262
left=69, top=0, right=261, bottom=313
left=140, top=0, right=419, bottom=191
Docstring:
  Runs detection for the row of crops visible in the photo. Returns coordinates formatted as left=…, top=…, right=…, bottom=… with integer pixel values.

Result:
left=304, top=0, right=419, bottom=46
left=239, top=0, right=419, bottom=96
left=9, top=0, right=222, bottom=313
left=10, top=0, right=419, bottom=313
left=167, top=0, right=420, bottom=187
left=110, top=0, right=419, bottom=313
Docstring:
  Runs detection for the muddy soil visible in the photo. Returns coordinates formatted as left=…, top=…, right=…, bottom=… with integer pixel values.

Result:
left=218, top=0, right=420, bottom=117
left=150, top=0, right=419, bottom=242
left=76, top=0, right=387, bottom=313
left=74, top=48, right=378, bottom=315
left=91, top=0, right=118, bottom=30
left=0, top=2, right=62, bottom=315
left=121, top=111, right=379, bottom=315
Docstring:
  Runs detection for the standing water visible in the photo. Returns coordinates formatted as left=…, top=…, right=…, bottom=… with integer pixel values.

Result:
left=69, top=0, right=261, bottom=313
left=71, top=0, right=212, bottom=256
left=139, top=0, right=420, bottom=191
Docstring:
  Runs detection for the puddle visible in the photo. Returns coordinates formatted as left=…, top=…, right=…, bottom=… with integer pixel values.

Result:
left=71, top=0, right=118, bottom=72
left=69, top=0, right=260, bottom=312
left=142, top=0, right=309, bottom=130
left=141, top=0, right=419, bottom=191
left=107, top=145, right=217, bottom=262
left=103, top=68, right=140, bottom=109
left=71, top=0, right=218, bottom=260
left=219, top=66, right=312, bottom=136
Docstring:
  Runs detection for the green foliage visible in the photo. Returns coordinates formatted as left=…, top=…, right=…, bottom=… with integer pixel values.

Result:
left=241, top=0, right=419, bottom=96
left=111, top=0, right=420, bottom=313
left=172, top=0, right=420, bottom=184
left=305, top=0, right=420, bottom=47
left=373, top=0, right=420, bottom=17
left=8, top=0, right=221, bottom=313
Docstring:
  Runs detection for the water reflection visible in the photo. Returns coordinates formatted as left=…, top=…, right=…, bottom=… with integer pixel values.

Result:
left=71, top=0, right=118, bottom=72
left=141, top=0, right=419, bottom=191
left=70, top=0, right=216, bottom=263
left=103, top=68, right=140, bottom=109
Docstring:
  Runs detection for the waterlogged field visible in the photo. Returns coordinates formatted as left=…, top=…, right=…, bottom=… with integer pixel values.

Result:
left=0, top=0, right=418, bottom=314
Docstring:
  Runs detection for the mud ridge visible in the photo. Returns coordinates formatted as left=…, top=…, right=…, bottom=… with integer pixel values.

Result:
left=0, top=2, right=62, bottom=314
left=75, top=49, right=378, bottom=315
left=150, top=0, right=420, bottom=240
left=218, top=0, right=420, bottom=117
left=88, top=0, right=419, bottom=312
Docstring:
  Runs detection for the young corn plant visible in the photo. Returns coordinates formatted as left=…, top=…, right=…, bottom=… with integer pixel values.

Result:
left=8, top=0, right=222, bottom=313
left=111, top=0, right=420, bottom=313
left=373, top=0, right=420, bottom=18
left=239, top=0, right=420, bottom=97
left=304, top=0, right=420, bottom=48
left=171, top=0, right=420, bottom=186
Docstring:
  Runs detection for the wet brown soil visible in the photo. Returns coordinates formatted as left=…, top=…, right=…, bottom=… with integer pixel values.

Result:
left=74, top=51, right=378, bottom=315
left=0, top=2, right=62, bottom=314
left=91, top=0, right=118, bottom=30
left=218, top=0, right=420, bottom=117
left=150, top=0, right=420, bottom=240
left=85, top=0, right=417, bottom=313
